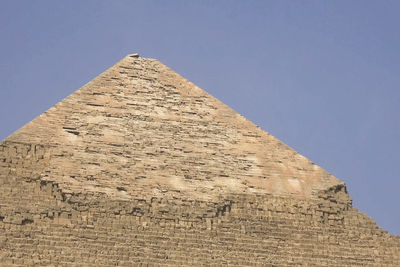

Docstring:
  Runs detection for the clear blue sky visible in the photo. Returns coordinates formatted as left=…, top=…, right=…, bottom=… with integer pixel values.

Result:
left=1, top=1, right=399, bottom=234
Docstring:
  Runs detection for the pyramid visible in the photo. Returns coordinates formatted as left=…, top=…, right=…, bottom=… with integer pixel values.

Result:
left=0, top=54, right=399, bottom=266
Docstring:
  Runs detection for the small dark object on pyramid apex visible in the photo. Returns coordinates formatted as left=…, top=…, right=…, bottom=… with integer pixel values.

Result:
left=129, top=53, right=139, bottom=58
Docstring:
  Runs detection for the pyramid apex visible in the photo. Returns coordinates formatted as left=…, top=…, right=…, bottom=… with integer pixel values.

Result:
left=127, top=53, right=140, bottom=58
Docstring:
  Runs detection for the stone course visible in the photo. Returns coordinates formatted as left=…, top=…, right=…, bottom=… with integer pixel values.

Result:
left=0, top=54, right=399, bottom=266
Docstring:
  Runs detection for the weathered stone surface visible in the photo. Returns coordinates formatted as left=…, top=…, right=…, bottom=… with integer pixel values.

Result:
left=0, top=55, right=399, bottom=266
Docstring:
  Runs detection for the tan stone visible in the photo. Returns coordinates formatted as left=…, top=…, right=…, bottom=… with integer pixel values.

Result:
left=0, top=55, right=399, bottom=266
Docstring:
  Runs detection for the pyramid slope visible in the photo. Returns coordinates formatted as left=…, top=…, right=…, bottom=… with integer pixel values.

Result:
left=3, top=54, right=342, bottom=201
left=1, top=55, right=399, bottom=266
